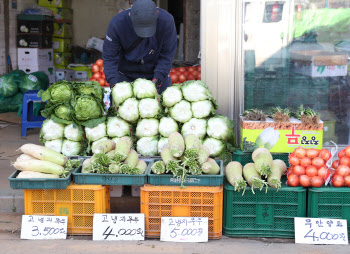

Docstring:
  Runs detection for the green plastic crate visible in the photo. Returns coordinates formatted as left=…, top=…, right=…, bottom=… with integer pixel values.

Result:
left=223, top=180, right=307, bottom=238
left=147, top=159, right=224, bottom=186
left=308, top=186, right=350, bottom=238
left=233, top=150, right=290, bottom=167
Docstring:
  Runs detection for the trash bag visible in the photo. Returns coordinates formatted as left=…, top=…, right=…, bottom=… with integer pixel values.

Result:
left=12, top=69, right=26, bottom=85
left=0, top=73, right=19, bottom=98
left=19, top=71, right=49, bottom=93
left=0, top=92, right=23, bottom=113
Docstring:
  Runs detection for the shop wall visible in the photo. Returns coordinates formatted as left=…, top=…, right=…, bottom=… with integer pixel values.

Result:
left=184, top=0, right=200, bottom=63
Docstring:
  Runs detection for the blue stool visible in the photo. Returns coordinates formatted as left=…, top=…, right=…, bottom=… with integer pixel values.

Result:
left=21, top=90, right=46, bottom=137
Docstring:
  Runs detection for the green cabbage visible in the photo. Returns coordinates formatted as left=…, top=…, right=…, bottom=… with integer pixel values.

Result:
left=111, top=81, right=133, bottom=106
left=40, top=81, right=74, bottom=104
left=20, top=72, right=49, bottom=93
left=76, top=81, right=104, bottom=100
left=44, top=139, right=63, bottom=153
left=181, top=118, right=207, bottom=139
left=40, top=119, right=65, bottom=141
left=118, top=98, right=139, bottom=123
left=107, top=117, right=130, bottom=137
left=64, top=123, right=84, bottom=141
left=162, top=86, right=183, bottom=107
left=136, top=118, right=159, bottom=138
left=73, top=95, right=103, bottom=121
left=139, top=98, right=160, bottom=118
left=61, top=139, right=82, bottom=156
left=0, top=73, right=18, bottom=98
left=133, top=78, right=157, bottom=99
left=203, top=137, right=225, bottom=157
left=159, top=117, right=179, bottom=137
left=169, top=100, right=192, bottom=123
left=136, top=136, right=158, bottom=156
left=85, top=122, right=106, bottom=142
left=54, top=104, right=72, bottom=121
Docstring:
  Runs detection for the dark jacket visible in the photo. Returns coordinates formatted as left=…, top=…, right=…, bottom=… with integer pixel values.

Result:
left=102, top=8, right=177, bottom=91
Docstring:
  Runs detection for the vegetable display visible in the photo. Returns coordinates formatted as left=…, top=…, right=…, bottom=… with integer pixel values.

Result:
left=89, top=59, right=109, bottom=87
left=169, top=66, right=201, bottom=84
left=330, top=146, right=350, bottom=187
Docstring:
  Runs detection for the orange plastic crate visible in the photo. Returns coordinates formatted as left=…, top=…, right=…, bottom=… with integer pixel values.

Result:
left=141, top=184, right=223, bottom=239
left=24, top=184, right=110, bottom=235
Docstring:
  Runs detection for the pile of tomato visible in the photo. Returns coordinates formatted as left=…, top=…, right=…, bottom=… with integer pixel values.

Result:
left=170, top=66, right=201, bottom=84
left=330, top=146, right=350, bottom=187
left=287, top=147, right=332, bottom=188
left=89, top=59, right=110, bottom=87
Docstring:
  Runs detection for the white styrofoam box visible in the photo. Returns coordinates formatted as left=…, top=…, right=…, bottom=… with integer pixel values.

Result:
left=18, top=48, right=54, bottom=66
left=18, top=65, right=56, bottom=84
left=103, top=87, right=111, bottom=110
left=86, top=37, right=104, bottom=52
left=74, top=70, right=88, bottom=81
left=55, top=69, right=74, bottom=82
left=110, top=186, right=123, bottom=197
left=131, top=186, right=140, bottom=197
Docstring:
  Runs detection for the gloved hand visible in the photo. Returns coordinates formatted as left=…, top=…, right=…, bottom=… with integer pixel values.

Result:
left=152, top=78, right=162, bottom=94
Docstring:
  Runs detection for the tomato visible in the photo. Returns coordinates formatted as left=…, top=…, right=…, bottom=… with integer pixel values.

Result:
left=178, top=67, right=186, bottom=72
left=293, top=165, right=305, bottom=176
left=173, top=71, right=181, bottom=76
left=105, top=83, right=110, bottom=87
left=319, top=149, right=331, bottom=162
left=306, top=148, right=319, bottom=159
left=310, top=176, right=324, bottom=188
left=300, top=157, right=311, bottom=167
left=100, top=66, right=104, bottom=72
left=98, top=78, right=106, bottom=86
left=95, top=59, right=103, bottom=67
left=170, top=73, right=178, bottom=83
left=332, top=175, right=345, bottom=187
left=299, top=175, right=311, bottom=187
left=187, top=74, right=195, bottom=80
left=192, top=71, right=199, bottom=78
left=197, top=66, right=201, bottom=72
left=336, top=164, right=350, bottom=177
left=170, top=68, right=175, bottom=73
left=287, top=174, right=300, bottom=187
left=332, top=160, right=340, bottom=169
left=91, top=64, right=100, bottom=73
left=312, top=157, right=325, bottom=168
left=346, top=146, right=350, bottom=158
left=102, top=73, right=105, bottom=79
left=294, top=147, right=306, bottom=158
left=197, top=72, right=201, bottom=80
left=306, top=165, right=318, bottom=177
left=344, top=175, right=350, bottom=187
left=286, top=166, right=294, bottom=176
left=92, top=72, right=101, bottom=80
left=89, top=77, right=97, bottom=81
left=289, top=156, right=300, bottom=166
left=178, top=74, right=187, bottom=83
left=338, top=149, right=346, bottom=158
left=339, top=156, right=350, bottom=167
left=318, top=167, right=330, bottom=180
left=188, top=66, right=196, bottom=72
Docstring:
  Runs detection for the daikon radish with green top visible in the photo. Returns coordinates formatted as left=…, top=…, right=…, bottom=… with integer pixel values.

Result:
left=114, top=137, right=132, bottom=161
left=168, top=132, right=185, bottom=157
left=135, top=160, right=147, bottom=174
left=197, top=145, right=210, bottom=165
left=17, top=171, right=60, bottom=179
left=124, top=149, right=139, bottom=168
left=161, top=147, right=175, bottom=165
left=151, top=160, right=166, bottom=174
left=225, top=161, right=247, bottom=194
left=16, top=154, right=36, bottom=162
left=92, top=140, right=116, bottom=154
left=13, top=160, right=64, bottom=175
left=267, top=159, right=287, bottom=190
left=243, top=163, right=268, bottom=194
left=202, top=158, right=220, bottom=175
left=184, top=134, right=201, bottom=157
left=109, top=163, right=120, bottom=174
left=82, top=158, right=92, bottom=173
left=252, top=148, right=273, bottom=177
left=19, top=144, right=67, bottom=166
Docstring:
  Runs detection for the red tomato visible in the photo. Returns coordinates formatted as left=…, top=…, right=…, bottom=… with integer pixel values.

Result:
left=312, top=157, right=325, bottom=168
left=293, top=165, right=306, bottom=176
left=187, top=74, right=195, bottom=80
left=345, top=145, right=350, bottom=158
left=188, top=66, right=196, bottom=72
left=344, top=175, right=350, bottom=187
left=300, top=157, right=311, bottom=167
left=170, top=68, right=175, bottom=73
left=306, top=148, right=319, bottom=159
left=91, top=64, right=100, bottom=73
left=170, top=73, right=178, bottom=83
left=332, top=160, right=340, bottom=169
left=306, top=165, right=318, bottom=177
left=100, top=66, right=104, bottom=72
left=287, top=174, right=300, bottom=187
left=105, top=83, right=110, bottom=87
left=197, top=72, right=201, bottom=80
left=338, top=149, right=346, bottom=158
left=311, top=176, right=324, bottom=188
left=98, top=78, right=106, bottom=86
left=300, top=175, right=311, bottom=187
left=92, top=72, right=101, bottom=80
left=89, top=77, right=97, bottom=81
left=96, top=59, right=103, bottom=67
left=319, top=149, right=331, bottom=162
left=332, top=175, right=345, bottom=187
left=286, top=166, right=294, bottom=176
left=336, top=165, right=350, bottom=177
left=178, top=74, right=187, bottom=83
left=178, top=67, right=186, bottom=72
left=102, top=73, right=105, bottom=79
left=295, top=147, right=306, bottom=158
left=318, top=167, right=330, bottom=180
left=339, top=156, right=350, bottom=167
left=289, top=156, right=300, bottom=166
left=197, top=66, right=201, bottom=72
left=173, top=71, right=181, bottom=76
left=192, top=71, right=199, bottom=78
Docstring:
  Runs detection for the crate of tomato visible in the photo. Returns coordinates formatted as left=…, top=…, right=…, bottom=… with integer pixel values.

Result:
left=170, top=66, right=201, bottom=84
left=89, top=59, right=110, bottom=87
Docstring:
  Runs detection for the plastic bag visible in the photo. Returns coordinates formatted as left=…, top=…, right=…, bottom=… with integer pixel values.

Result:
left=19, top=71, right=49, bottom=93
left=0, top=73, right=19, bottom=98
left=0, top=92, right=23, bottom=113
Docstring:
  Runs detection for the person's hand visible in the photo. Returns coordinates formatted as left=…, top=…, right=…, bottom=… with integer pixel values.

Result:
left=152, top=78, right=162, bottom=93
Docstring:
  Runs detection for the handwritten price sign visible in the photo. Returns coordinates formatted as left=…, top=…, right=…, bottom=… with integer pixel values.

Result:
left=295, top=217, right=348, bottom=245
left=161, top=217, right=208, bottom=242
left=93, top=214, right=145, bottom=241
left=21, top=215, right=68, bottom=240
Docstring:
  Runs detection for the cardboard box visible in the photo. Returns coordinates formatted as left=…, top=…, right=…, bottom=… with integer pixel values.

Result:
left=55, top=69, right=74, bottom=82
left=291, top=50, right=348, bottom=77
left=86, top=37, right=104, bottom=52
left=240, top=116, right=323, bottom=153
left=17, top=15, right=53, bottom=34
left=52, top=37, right=71, bottom=52
left=46, top=8, right=73, bottom=23
left=18, top=48, right=54, bottom=66
left=54, top=52, right=71, bottom=66
left=17, top=34, right=52, bottom=48
left=53, top=23, right=72, bottom=38
left=38, top=0, right=71, bottom=8
left=19, top=65, right=55, bottom=84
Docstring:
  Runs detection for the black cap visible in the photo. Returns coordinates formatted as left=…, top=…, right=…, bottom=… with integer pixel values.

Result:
left=130, top=0, right=158, bottom=38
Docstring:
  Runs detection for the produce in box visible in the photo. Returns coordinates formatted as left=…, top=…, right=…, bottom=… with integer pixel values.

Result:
left=330, top=146, right=350, bottom=187
left=89, top=59, right=109, bottom=87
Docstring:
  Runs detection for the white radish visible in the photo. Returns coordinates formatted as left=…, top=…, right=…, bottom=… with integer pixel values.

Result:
left=19, top=144, right=68, bottom=166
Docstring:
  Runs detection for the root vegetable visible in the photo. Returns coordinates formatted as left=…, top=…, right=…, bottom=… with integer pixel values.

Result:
left=252, top=148, right=273, bottom=177
left=168, top=132, right=185, bottom=157
left=184, top=134, right=201, bottom=155
left=109, top=163, right=120, bottom=174
left=82, top=158, right=92, bottom=173
left=17, top=171, right=60, bottom=179
left=135, top=160, right=147, bottom=174
left=92, top=140, right=116, bottom=154
left=123, top=149, right=139, bottom=168
left=161, top=147, right=175, bottom=165
left=197, top=145, right=210, bottom=165
left=16, top=154, right=36, bottom=162
left=243, top=163, right=268, bottom=193
left=13, top=160, right=64, bottom=175
left=19, top=144, right=68, bottom=166
left=151, top=160, right=166, bottom=174
left=267, top=159, right=287, bottom=190
left=225, top=161, right=247, bottom=194
left=202, top=158, right=220, bottom=175
left=114, top=137, right=132, bottom=161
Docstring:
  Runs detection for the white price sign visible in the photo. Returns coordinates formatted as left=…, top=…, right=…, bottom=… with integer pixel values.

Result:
left=161, top=217, right=208, bottom=243
left=93, top=213, right=145, bottom=241
left=295, top=217, right=348, bottom=245
left=21, top=215, right=68, bottom=240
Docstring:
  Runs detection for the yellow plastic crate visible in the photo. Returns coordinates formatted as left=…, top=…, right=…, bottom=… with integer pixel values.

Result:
left=24, top=184, right=110, bottom=235
left=141, top=184, right=223, bottom=239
